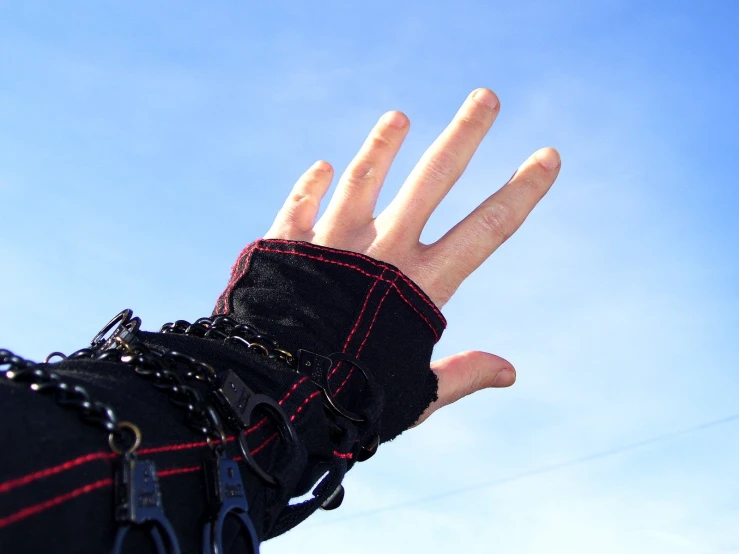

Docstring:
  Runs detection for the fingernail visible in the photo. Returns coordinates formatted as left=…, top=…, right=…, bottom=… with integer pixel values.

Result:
left=535, top=148, right=561, bottom=170
left=312, top=160, right=332, bottom=172
left=472, top=88, right=499, bottom=110
left=383, top=111, right=407, bottom=128
left=493, top=368, right=515, bottom=387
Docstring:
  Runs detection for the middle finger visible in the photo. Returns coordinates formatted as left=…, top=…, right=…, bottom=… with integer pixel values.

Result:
left=377, top=88, right=500, bottom=242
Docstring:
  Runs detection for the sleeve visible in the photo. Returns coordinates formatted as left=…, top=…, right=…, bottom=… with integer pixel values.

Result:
left=0, top=239, right=446, bottom=554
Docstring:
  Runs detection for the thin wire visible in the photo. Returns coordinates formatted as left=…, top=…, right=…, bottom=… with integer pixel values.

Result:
left=307, top=412, right=739, bottom=528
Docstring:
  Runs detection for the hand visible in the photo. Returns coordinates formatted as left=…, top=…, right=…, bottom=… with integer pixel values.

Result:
left=265, top=88, right=561, bottom=423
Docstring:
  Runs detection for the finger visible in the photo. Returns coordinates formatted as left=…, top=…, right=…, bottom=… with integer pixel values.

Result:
left=424, top=147, right=561, bottom=305
left=414, top=351, right=516, bottom=425
left=320, top=111, right=409, bottom=229
left=265, top=160, right=333, bottom=239
left=377, top=88, right=500, bottom=242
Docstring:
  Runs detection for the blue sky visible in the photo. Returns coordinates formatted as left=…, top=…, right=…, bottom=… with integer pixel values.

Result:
left=1, top=1, right=738, bottom=552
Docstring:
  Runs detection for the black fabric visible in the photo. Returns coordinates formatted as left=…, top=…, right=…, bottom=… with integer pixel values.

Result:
left=0, top=239, right=444, bottom=553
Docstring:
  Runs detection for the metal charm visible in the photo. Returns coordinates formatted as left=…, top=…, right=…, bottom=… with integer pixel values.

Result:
left=202, top=452, right=260, bottom=554
left=113, top=454, right=181, bottom=554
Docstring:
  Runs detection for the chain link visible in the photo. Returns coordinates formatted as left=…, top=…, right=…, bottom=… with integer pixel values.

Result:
left=160, top=315, right=297, bottom=368
left=71, top=341, right=229, bottom=451
left=0, top=348, right=142, bottom=452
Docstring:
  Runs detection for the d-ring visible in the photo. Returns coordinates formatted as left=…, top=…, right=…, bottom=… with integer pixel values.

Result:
left=109, top=421, right=142, bottom=455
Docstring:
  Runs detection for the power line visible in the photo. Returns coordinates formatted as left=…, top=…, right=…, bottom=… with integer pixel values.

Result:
left=306, top=413, right=739, bottom=528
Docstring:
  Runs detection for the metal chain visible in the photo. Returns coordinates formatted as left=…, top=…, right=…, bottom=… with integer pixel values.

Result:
left=161, top=315, right=374, bottom=425
left=63, top=332, right=229, bottom=452
left=0, top=348, right=140, bottom=454
left=160, top=315, right=297, bottom=368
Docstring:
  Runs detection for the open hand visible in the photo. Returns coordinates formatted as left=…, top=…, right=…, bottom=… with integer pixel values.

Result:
left=265, top=88, right=561, bottom=423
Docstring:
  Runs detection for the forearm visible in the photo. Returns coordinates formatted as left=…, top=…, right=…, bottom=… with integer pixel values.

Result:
left=0, top=240, right=443, bottom=553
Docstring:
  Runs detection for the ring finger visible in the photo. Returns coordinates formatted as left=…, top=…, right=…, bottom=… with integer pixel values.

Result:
left=319, top=110, right=410, bottom=230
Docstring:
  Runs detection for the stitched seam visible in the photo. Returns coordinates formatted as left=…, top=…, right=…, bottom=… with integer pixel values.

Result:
left=0, top=389, right=323, bottom=528
left=243, top=377, right=309, bottom=437
left=0, top=478, right=113, bottom=528
left=0, top=377, right=310, bottom=494
left=254, top=246, right=440, bottom=340
left=333, top=450, right=353, bottom=459
left=329, top=268, right=385, bottom=380
left=221, top=243, right=254, bottom=313
left=334, top=276, right=398, bottom=395
left=216, top=243, right=256, bottom=314
left=1, top=462, right=210, bottom=528
left=250, top=390, right=322, bottom=457
left=0, top=451, right=115, bottom=494
left=157, top=465, right=201, bottom=478
left=263, top=239, right=445, bottom=324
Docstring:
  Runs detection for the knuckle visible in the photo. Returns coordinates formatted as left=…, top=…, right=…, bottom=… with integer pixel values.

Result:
left=454, top=109, right=490, bottom=132
left=345, top=159, right=377, bottom=186
left=478, top=204, right=513, bottom=241
left=423, top=149, right=459, bottom=182
left=368, top=131, right=394, bottom=150
left=289, top=191, right=317, bottom=209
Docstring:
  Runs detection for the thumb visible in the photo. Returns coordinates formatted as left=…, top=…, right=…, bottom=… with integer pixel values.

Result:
left=415, top=351, right=516, bottom=425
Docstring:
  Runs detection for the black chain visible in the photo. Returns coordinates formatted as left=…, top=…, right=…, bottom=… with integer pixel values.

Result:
left=84, top=310, right=298, bottom=486
left=161, top=315, right=297, bottom=368
left=1, top=346, right=182, bottom=552
left=161, top=315, right=374, bottom=425
left=1, top=348, right=128, bottom=445
left=56, top=315, right=230, bottom=452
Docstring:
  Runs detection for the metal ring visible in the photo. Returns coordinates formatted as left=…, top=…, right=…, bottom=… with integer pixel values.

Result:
left=113, top=336, right=136, bottom=355
left=43, top=352, right=67, bottom=363
left=248, top=343, right=269, bottom=357
left=323, top=353, right=372, bottom=422
left=203, top=405, right=228, bottom=453
left=206, top=433, right=227, bottom=454
left=108, top=421, right=142, bottom=455
left=273, top=348, right=296, bottom=367
left=91, top=309, right=133, bottom=348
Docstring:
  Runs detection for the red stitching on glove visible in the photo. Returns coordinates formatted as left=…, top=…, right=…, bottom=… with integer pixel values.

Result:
left=0, top=379, right=310, bottom=495
left=330, top=272, right=382, bottom=378
left=329, top=268, right=386, bottom=381
left=0, top=451, right=115, bottom=494
left=157, top=465, right=201, bottom=478
left=0, top=478, right=113, bottom=529
left=262, top=239, right=445, bottom=324
left=334, top=276, right=397, bottom=396
left=216, top=242, right=257, bottom=315
left=254, top=246, right=440, bottom=341
left=249, top=390, right=323, bottom=457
